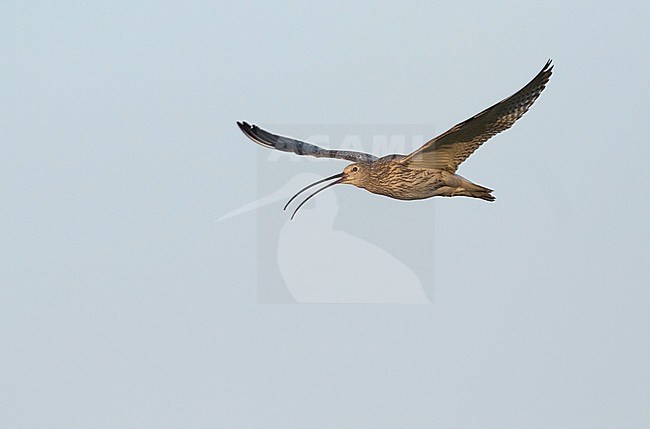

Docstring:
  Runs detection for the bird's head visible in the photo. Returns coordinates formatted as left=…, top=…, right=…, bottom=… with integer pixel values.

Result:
left=340, top=162, right=370, bottom=187
left=284, top=162, right=372, bottom=219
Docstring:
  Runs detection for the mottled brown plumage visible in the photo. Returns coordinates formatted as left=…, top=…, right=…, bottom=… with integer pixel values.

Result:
left=338, top=155, right=494, bottom=201
left=238, top=60, right=553, bottom=219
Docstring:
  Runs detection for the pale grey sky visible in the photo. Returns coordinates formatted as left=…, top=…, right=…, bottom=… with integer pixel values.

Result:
left=2, top=1, right=649, bottom=427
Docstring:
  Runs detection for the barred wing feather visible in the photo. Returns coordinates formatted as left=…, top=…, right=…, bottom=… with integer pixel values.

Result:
left=402, top=60, right=553, bottom=172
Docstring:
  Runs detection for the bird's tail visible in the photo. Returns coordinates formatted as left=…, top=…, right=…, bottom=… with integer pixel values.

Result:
left=471, top=190, right=495, bottom=202
left=457, top=179, right=495, bottom=202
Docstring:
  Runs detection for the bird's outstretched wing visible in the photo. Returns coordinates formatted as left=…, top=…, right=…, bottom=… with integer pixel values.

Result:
left=402, top=60, right=553, bottom=172
left=237, top=122, right=378, bottom=163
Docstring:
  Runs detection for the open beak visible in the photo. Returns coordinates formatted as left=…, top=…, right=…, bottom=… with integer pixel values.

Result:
left=284, top=172, right=344, bottom=220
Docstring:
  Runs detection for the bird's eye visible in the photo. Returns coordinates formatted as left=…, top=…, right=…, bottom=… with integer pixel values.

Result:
left=351, top=166, right=358, bottom=172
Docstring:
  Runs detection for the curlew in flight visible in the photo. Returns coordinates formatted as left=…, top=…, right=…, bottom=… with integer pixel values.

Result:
left=238, top=60, right=553, bottom=219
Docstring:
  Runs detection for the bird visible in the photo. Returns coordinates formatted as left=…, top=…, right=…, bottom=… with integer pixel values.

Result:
left=238, top=60, right=553, bottom=219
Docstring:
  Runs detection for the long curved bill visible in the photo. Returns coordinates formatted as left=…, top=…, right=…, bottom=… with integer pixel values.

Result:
left=284, top=172, right=344, bottom=220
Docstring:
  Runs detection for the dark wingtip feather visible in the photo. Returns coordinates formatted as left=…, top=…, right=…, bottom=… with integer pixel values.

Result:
left=236, top=121, right=249, bottom=132
left=539, top=59, right=554, bottom=82
left=237, top=120, right=256, bottom=141
left=237, top=121, right=275, bottom=149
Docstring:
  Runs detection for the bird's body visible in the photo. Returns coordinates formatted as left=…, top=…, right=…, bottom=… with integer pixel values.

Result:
left=237, top=60, right=553, bottom=218
left=340, top=155, right=495, bottom=201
